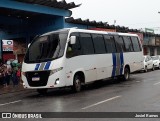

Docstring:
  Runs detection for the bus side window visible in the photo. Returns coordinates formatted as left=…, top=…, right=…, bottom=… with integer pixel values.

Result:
left=114, top=35, right=125, bottom=53
left=123, top=36, right=134, bottom=52
left=79, top=33, right=94, bottom=55
left=66, top=33, right=81, bottom=58
left=131, top=36, right=141, bottom=52
left=104, top=35, right=116, bottom=53
left=92, top=34, right=106, bottom=54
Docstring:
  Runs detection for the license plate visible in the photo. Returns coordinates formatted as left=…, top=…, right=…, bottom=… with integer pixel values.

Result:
left=32, top=77, right=40, bottom=81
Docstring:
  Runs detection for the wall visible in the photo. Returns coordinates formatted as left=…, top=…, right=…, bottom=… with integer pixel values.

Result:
left=27, top=16, right=64, bottom=37
left=64, top=23, right=94, bottom=29
left=155, top=37, right=160, bottom=46
left=3, top=53, right=15, bottom=62
left=157, top=47, right=160, bottom=55
left=0, top=15, right=65, bottom=61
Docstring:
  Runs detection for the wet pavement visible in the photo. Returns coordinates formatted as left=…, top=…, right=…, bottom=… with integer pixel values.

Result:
left=1, top=69, right=160, bottom=121
left=0, top=84, right=25, bottom=95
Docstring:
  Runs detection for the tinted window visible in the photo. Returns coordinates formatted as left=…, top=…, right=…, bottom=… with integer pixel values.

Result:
left=92, top=34, right=106, bottom=54
left=24, top=32, right=68, bottom=63
left=152, top=56, right=159, bottom=60
left=104, top=35, right=116, bottom=53
left=79, top=33, right=94, bottom=55
left=58, top=33, right=69, bottom=57
left=114, top=35, right=125, bottom=52
left=123, top=36, right=134, bottom=52
left=131, top=36, right=141, bottom=52
left=66, top=33, right=82, bottom=58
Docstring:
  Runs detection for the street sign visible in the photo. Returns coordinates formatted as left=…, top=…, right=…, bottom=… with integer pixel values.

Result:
left=2, top=40, right=13, bottom=51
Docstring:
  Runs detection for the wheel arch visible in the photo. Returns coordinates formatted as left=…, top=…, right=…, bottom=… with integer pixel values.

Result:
left=124, top=64, right=130, bottom=74
left=72, top=69, right=85, bottom=85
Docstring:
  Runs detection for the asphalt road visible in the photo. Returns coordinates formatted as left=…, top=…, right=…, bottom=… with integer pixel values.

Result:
left=1, top=69, right=160, bottom=121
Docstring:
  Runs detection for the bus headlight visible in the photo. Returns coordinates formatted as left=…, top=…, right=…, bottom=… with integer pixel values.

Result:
left=50, top=67, right=63, bottom=75
left=55, top=78, right=60, bottom=85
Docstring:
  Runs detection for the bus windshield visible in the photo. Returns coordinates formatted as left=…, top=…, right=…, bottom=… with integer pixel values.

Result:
left=24, top=31, right=68, bottom=63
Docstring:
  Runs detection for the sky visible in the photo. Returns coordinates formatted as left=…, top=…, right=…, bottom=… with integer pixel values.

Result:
left=65, top=0, right=160, bottom=33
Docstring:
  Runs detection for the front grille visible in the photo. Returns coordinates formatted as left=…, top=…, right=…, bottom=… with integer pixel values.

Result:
left=26, top=71, right=50, bottom=87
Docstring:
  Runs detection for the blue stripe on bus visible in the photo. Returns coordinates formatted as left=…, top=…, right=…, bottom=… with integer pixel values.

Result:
left=112, top=53, right=116, bottom=77
left=44, top=61, right=51, bottom=70
left=35, top=64, right=40, bottom=71
left=120, top=53, right=124, bottom=75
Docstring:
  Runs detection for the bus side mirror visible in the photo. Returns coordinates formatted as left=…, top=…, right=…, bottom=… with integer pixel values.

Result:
left=70, top=36, right=76, bottom=45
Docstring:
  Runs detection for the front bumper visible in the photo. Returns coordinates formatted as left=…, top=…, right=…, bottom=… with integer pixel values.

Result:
left=22, top=71, right=65, bottom=89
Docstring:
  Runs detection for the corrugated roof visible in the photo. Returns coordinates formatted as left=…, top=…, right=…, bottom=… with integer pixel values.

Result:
left=65, top=17, right=131, bottom=32
left=65, top=17, right=108, bottom=27
left=13, top=0, right=81, bottom=10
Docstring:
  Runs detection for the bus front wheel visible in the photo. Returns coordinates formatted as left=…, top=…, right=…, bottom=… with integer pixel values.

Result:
left=72, top=75, right=82, bottom=92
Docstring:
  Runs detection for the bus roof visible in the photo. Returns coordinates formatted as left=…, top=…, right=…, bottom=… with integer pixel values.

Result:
left=69, top=28, right=138, bottom=37
left=42, top=28, right=138, bottom=37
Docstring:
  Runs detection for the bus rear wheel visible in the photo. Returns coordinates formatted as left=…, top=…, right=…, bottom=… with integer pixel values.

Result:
left=37, top=89, right=48, bottom=95
left=123, top=67, right=130, bottom=81
left=72, top=75, right=82, bottom=92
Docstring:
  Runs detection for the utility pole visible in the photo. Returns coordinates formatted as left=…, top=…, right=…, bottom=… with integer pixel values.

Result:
left=114, top=20, right=116, bottom=32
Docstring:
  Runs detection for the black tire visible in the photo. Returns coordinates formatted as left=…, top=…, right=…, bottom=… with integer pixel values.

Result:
left=144, top=66, right=148, bottom=72
left=72, top=75, right=82, bottom=92
left=37, top=89, right=48, bottom=95
left=152, top=65, right=155, bottom=71
left=123, top=67, right=130, bottom=81
left=159, top=64, right=160, bottom=69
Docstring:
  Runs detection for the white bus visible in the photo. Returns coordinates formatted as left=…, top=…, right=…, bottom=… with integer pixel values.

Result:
left=22, top=28, right=143, bottom=94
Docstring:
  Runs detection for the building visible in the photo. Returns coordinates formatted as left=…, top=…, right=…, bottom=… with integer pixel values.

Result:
left=0, top=0, right=80, bottom=62
left=0, top=0, right=160, bottom=62
left=143, top=32, right=160, bottom=55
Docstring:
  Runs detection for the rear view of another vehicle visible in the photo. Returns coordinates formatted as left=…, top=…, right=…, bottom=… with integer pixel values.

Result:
left=142, top=55, right=154, bottom=72
left=151, top=56, right=160, bottom=69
